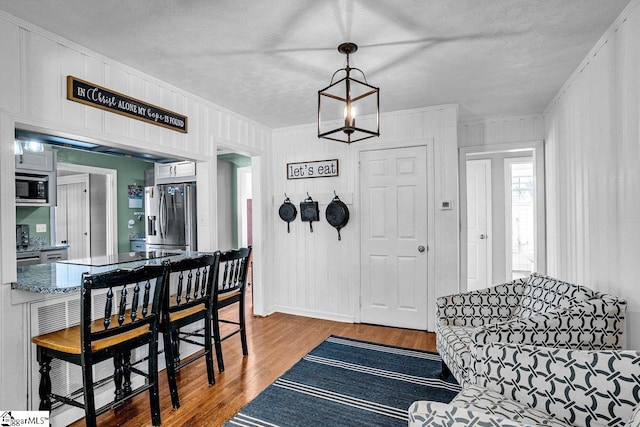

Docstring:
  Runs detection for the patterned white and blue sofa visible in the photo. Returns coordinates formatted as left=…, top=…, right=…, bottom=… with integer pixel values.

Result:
left=409, top=343, right=640, bottom=427
left=436, top=273, right=626, bottom=386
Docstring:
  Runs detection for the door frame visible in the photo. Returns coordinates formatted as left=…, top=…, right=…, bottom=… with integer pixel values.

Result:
left=236, top=166, right=252, bottom=248
left=355, top=139, right=436, bottom=328
left=459, top=141, right=546, bottom=289
left=57, top=163, right=118, bottom=256
left=215, top=139, right=264, bottom=316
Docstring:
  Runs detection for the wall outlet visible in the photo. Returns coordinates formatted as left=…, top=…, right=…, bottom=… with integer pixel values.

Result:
left=441, top=200, right=453, bottom=210
left=36, top=224, right=47, bottom=233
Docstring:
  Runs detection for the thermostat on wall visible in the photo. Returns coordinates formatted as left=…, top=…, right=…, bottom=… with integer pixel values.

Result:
left=441, top=200, right=453, bottom=210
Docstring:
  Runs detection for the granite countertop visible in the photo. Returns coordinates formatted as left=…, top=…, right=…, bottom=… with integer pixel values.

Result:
left=12, top=250, right=210, bottom=294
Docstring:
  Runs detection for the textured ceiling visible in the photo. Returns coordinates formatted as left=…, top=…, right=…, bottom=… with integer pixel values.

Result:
left=0, top=0, right=631, bottom=128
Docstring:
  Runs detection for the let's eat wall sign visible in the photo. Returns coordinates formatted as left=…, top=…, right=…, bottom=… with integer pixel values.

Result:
left=67, top=76, right=188, bottom=133
left=287, top=159, right=339, bottom=179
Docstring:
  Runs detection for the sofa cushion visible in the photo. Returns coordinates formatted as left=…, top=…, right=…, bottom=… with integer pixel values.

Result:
left=451, top=384, right=568, bottom=427
left=513, top=273, right=594, bottom=318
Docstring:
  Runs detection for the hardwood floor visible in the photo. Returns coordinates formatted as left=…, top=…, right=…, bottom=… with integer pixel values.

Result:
left=70, top=291, right=437, bottom=426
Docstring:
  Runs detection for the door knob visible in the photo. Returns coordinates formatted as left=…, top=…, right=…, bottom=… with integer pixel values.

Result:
left=418, top=245, right=426, bottom=253
left=480, top=234, right=487, bottom=239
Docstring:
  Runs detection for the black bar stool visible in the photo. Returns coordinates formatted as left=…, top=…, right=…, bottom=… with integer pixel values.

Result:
left=160, top=252, right=220, bottom=409
left=32, top=264, right=168, bottom=427
left=212, top=246, right=252, bottom=373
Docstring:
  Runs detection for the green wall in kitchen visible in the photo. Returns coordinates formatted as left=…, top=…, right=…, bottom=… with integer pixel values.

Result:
left=16, top=206, right=51, bottom=243
left=54, top=146, right=154, bottom=253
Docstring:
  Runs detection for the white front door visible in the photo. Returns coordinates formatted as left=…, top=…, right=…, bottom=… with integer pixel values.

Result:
left=359, top=146, right=428, bottom=329
left=466, top=159, right=492, bottom=291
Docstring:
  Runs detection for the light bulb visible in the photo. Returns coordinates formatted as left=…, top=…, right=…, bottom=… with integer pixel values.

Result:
left=24, top=140, right=44, bottom=153
left=343, top=103, right=356, bottom=133
left=14, top=140, right=23, bottom=155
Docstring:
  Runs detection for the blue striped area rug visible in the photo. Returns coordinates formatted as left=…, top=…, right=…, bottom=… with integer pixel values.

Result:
left=224, top=335, right=460, bottom=427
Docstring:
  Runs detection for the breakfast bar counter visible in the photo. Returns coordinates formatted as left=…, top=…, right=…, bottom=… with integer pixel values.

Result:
left=12, top=250, right=208, bottom=294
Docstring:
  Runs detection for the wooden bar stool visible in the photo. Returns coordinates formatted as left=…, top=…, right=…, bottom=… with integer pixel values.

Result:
left=160, top=252, right=220, bottom=409
left=32, top=264, right=168, bottom=427
left=212, top=246, right=252, bottom=373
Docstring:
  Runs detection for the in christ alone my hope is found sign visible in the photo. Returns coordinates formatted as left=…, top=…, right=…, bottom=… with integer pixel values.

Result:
left=67, top=76, right=188, bottom=133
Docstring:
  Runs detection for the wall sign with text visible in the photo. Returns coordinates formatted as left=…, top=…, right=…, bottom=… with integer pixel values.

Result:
left=287, top=159, right=339, bottom=179
left=66, top=76, right=188, bottom=133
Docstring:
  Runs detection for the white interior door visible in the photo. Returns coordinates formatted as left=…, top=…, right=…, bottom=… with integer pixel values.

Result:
left=56, top=174, right=90, bottom=259
left=359, top=146, right=428, bottom=329
left=466, top=159, right=492, bottom=291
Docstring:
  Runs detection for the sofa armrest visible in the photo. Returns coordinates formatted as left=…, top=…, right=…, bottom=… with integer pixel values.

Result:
left=436, top=278, right=526, bottom=327
left=408, top=401, right=527, bottom=427
left=626, top=404, right=640, bottom=427
left=477, top=343, right=640, bottom=427
left=478, top=343, right=640, bottom=425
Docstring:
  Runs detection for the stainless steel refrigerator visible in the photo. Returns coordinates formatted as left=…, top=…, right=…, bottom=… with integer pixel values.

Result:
left=145, top=183, right=197, bottom=251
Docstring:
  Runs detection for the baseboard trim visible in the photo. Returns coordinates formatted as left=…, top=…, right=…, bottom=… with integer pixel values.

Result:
left=271, top=305, right=355, bottom=323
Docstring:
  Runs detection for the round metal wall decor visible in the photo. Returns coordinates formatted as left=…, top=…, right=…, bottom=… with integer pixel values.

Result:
left=278, top=195, right=297, bottom=233
left=326, top=193, right=349, bottom=240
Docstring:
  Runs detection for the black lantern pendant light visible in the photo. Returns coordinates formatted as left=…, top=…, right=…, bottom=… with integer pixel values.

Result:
left=318, top=42, right=380, bottom=144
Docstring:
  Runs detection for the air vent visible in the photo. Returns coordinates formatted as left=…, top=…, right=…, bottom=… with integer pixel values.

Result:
left=29, top=293, right=150, bottom=423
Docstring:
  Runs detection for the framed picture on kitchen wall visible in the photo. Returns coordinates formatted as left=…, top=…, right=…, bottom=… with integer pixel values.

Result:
left=128, top=184, right=143, bottom=208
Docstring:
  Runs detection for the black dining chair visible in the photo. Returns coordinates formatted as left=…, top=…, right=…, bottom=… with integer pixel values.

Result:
left=160, top=252, right=220, bottom=409
left=212, top=246, right=252, bottom=373
left=31, top=264, right=168, bottom=427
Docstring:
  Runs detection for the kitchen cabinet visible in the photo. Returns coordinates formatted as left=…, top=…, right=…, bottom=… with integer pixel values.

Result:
left=15, top=149, right=56, bottom=172
left=130, top=239, right=147, bottom=252
left=155, top=161, right=196, bottom=184
left=40, top=248, right=68, bottom=263
left=15, top=149, right=57, bottom=207
left=16, top=250, right=42, bottom=267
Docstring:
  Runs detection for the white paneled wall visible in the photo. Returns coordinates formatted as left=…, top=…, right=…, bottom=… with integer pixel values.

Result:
left=544, top=0, right=640, bottom=349
left=269, top=106, right=459, bottom=327
left=0, top=14, right=269, bottom=160
left=0, top=10, right=270, bottom=410
left=458, top=115, right=544, bottom=147
left=270, top=125, right=357, bottom=321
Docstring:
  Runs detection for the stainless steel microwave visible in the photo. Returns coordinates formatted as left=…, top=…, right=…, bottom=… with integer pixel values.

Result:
left=15, top=174, right=48, bottom=204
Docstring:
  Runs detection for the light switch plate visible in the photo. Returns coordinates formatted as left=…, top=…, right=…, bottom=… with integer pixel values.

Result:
left=441, top=200, right=453, bottom=210
left=36, top=224, right=47, bottom=233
